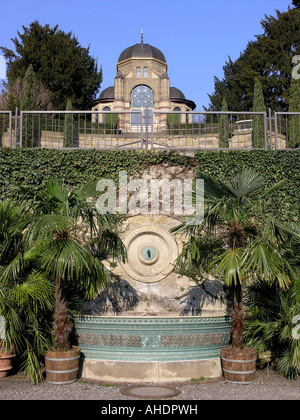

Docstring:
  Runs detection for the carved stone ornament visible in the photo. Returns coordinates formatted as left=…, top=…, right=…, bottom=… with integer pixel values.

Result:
left=120, top=224, right=179, bottom=283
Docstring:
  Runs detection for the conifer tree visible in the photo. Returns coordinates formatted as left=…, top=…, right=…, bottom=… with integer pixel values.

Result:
left=1, top=21, right=102, bottom=110
left=219, top=97, right=229, bottom=148
left=206, top=7, right=300, bottom=112
left=292, top=0, right=300, bottom=8
left=21, top=64, right=38, bottom=147
left=252, top=78, right=266, bottom=149
left=288, top=75, right=300, bottom=148
left=63, top=99, right=78, bottom=147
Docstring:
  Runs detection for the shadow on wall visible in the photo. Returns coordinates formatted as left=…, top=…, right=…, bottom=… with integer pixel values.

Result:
left=83, top=275, right=139, bottom=315
left=179, top=277, right=231, bottom=316
left=83, top=274, right=231, bottom=316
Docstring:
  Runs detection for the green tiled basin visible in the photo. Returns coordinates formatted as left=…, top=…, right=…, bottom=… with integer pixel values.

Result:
left=75, top=315, right=231, bottom=362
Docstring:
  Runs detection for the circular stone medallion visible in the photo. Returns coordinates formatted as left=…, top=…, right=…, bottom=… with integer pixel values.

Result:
left=120, top=224, right=178, bottom=283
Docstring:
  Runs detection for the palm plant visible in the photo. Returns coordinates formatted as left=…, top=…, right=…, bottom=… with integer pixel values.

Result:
left=0, top=199, right=54, bottom=383
left=244, top=221, right=300, bottom=378
left=13, top=177, right=126, bottom=350
left=244, top=277, right=300, bottom=379
left=172, top=168, right=295, bottom=350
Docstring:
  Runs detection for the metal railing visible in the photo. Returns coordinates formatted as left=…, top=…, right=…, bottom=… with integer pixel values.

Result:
left=1, top=109, right=299, bottom=150
left=0, top=111, right=12, bottom=147
left=274, top=112, right=300, bottom=150
left=150, top=111, right=268, bottom=150
left=19, top=110, right=145, bottom=149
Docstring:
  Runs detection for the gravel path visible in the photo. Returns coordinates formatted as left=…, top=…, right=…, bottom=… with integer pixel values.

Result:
left=0, top=369, right=299, bottom=400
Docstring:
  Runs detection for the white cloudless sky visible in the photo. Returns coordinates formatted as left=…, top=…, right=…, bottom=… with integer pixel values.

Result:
left=0, top=0, right=293, bottom=109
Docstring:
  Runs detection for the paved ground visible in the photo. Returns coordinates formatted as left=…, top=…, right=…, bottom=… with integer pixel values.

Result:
left=0, top=369, right=299, bottom=400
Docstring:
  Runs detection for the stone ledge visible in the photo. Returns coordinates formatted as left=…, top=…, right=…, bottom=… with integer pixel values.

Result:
left=80, top=357, right=222, bottom=383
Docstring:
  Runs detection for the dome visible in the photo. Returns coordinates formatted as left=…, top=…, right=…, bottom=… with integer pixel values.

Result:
left=170, top=87, right=185, bottom=100
left=99, top=86, right=115, bottom=100
left=118, top=43, right=166, bottom=63
left=170, top=86, right=196, bottom=110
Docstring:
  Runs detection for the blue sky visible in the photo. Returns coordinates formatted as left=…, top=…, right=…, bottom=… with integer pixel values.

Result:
left=0, top=0, right=293, bottom=109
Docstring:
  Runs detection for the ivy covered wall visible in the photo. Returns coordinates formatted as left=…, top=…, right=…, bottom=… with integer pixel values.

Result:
left=0, top=148, right=299, bottom=221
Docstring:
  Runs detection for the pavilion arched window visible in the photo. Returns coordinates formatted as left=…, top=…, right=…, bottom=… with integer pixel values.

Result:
left=173, top=107, right=181, bottom=125
left=102, top=106, right=111, bottom=124
left=94, top=108, right=99, bottom=124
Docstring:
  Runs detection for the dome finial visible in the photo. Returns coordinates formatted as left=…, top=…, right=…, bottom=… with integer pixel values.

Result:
left=141, top=28, right=143, bottom=45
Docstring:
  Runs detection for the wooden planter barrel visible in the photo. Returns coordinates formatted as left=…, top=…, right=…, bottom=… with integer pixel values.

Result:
left=0, top=352, right=15, bottom=378
left=220, top=346, right=257, bottom=384
left=45, top=346, right=80, bottom=384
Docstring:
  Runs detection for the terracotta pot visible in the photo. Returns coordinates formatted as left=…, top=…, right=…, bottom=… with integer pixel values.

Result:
left=0, top=350, right=15, bottom=378
left=220, top=346, right=257, bottom=384
left=45, top=346, right=81, bottom=384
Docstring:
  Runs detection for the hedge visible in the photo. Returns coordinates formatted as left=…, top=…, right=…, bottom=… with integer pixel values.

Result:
left=0, top=148, right=299, bottom=221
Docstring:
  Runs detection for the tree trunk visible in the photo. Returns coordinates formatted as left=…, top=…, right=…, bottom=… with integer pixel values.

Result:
left=231, top=283, right=244, bottom=349
left=52, top=276, right=73, bottom=349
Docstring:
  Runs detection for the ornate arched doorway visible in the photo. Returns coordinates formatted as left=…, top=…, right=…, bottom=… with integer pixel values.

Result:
left=130, top=85, right=154, bottom=131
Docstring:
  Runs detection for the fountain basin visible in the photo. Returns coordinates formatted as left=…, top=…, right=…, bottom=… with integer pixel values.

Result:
left=75, top=315, right=231, bottom=383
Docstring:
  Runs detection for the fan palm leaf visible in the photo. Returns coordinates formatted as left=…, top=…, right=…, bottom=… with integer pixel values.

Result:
left=212, top=248, right=244, bottom=287
left=11, top=177, right=126, bottom=350
left=172, top=168, right=294, bottom=349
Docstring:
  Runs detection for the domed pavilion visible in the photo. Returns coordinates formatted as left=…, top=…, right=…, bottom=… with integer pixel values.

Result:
left=90, top=32, right=196, bottom=129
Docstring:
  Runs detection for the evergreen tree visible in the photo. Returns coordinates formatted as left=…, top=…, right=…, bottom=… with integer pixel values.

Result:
left=1, top=21, right=102, bottom=110
left=206, top=57, right=248, bottom=112
left=288, top=75, right=300, bottom=147
left=21, top=64, right=38, bottom=147
left=292, top=0, right=300, bottom=8
left=219, top=97, right=229, bottom=148
left=63, top=98, right=78, bottom=147
left=21, top=65, right=35, bottom=111
left=252, top=78, right=266, bottom=148
left=206, top=8, right=300, bottom=112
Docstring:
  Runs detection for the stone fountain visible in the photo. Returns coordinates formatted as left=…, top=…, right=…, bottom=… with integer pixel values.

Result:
left=75, top=166, right=231, bottom=383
